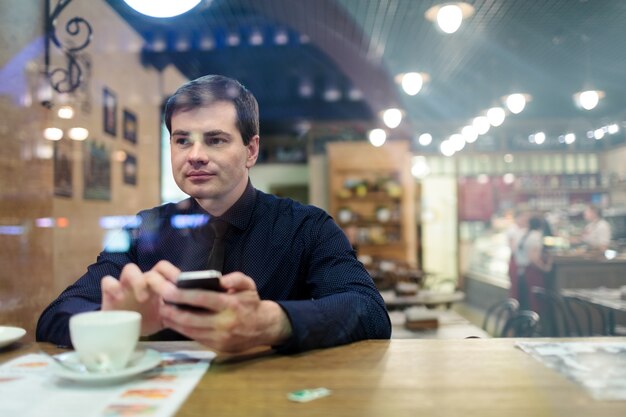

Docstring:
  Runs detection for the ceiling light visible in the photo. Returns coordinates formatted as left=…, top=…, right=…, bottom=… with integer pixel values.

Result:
left=43, top=127, right=63, bottom=141
left=450, top=133, right=465, bottom=151
left=440, top=139, right=455, bottom=157
left=369, top=129, right=387, bottom=147
left=274, top=29, right=289, bottom=45
left=122, top=0, right=202, bottom=18
left=504, top=154, right=514, bottom=163
left=249, top=30, right=264, bottom=46
left=530, top=132, right=546, bottom=145
left=564, top=133, right=576, bottom=144
left=608, top=124, right=619, bottom=134
left=486, top=107, right=506, bottom=127
left=323, top=87, right=341, bottom=102
left=573, top=89, right=604, bottom=110
left=472, top=116, right=490, bottom=135
left=503, top=173, right=515, bottom=184
left=418, top=133, right=433, bottom=146
left=425, top=2, right=475, bottom=35
left=347, top=88, right=363, bottom=101
left=382, top=108, right=403, bottom=129
left=504, top=93, right=531, bottom=114
left=226, top=32, right=240, bottom=47
left=396, top=72, right=429, bottom=96
left=298, top=80, right=314, bottom=98
left=461, top=125, right=478, bottom=143
left=594, top=128, right=605, bottom=140
left=68, top=127, right=89, bottom=141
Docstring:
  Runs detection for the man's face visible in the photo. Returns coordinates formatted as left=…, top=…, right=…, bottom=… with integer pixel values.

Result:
left=170, top=101, right=259, bottom=212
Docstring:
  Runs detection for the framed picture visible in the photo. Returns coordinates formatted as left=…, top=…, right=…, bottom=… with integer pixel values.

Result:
left=123, top=109, right=137, bottom=144
left=54, top=138, right=73, bottom=197
left=103, top=87, right=117, bottom=136
left=123, top=153, right=137, bottom=186
left=83, top=140, right=111, bottom=200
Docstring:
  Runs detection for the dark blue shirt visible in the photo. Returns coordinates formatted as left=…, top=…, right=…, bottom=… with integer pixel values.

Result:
left=36, top=182, right=391, bottom=352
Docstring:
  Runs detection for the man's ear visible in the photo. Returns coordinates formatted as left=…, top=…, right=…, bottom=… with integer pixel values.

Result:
left=246, top=135, right=260, bottom=168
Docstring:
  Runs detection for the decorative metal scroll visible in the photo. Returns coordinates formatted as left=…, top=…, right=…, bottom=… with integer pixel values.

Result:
left=44, top=0, right=93, bottom=94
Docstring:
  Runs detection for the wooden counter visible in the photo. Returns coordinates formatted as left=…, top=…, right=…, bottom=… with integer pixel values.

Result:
left=547, top=253, right=626, bottom=291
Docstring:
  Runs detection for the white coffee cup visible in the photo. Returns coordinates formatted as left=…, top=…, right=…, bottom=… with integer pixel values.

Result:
left=69, top=310, right=141, bottom=373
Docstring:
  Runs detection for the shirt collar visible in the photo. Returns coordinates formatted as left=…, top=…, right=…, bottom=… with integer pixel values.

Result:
left=190, top=180, right=256, bottom=231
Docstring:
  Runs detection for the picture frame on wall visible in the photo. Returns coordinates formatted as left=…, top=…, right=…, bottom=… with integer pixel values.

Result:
left=83, top=140, right=111, bottom=200
left=123, top=109, right=137, bottom=144
left=103, top=87, right=117, bottom=136
left=53, top=138, right=73, bottom=198
left=123, top=153, right=137, bottom=186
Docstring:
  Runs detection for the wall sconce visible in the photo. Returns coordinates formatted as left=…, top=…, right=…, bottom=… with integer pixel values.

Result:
left=45, top=0, right=93, bottom=95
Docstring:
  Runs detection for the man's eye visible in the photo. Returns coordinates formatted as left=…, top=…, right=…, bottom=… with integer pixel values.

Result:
left=205, top=137, right=227, bottom=146
left=174, top=137, right=190, bottom=146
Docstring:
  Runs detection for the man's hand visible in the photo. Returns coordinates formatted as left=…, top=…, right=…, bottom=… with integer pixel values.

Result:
left=101, top=261, right=181, bottom=336
left=147, top=271, right=293, bottom=353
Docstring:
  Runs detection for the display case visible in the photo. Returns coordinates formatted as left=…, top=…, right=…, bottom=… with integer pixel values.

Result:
left=327, top=141, right=417, bottom=265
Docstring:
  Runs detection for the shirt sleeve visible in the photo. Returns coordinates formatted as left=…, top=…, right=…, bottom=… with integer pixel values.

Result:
left=273, top=215, right=391, bottom=353
left=35, top=251, right=134, bottom=346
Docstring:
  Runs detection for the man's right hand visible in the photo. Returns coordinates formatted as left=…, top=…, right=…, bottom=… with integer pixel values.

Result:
left=101, top=261, right=181, bottom=336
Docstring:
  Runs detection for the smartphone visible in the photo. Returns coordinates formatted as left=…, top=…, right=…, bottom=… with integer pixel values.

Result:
left=176, top=270, right=225, bottom=292
left=172, top=270, right=225, bottom=311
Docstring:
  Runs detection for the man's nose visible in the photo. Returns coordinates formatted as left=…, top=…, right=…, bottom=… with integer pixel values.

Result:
left=187, top=141, right=208, bottom=163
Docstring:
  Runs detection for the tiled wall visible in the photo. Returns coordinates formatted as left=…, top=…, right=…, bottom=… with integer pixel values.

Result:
left=0, top=1, right=186, bottom=340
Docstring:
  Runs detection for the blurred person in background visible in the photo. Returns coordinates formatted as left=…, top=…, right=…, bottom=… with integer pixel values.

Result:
left=579, top=205, right=611, bottom=252
left=514, top=215, right=552, bottom=310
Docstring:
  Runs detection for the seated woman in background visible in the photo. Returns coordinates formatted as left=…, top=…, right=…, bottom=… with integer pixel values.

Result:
left=514, top=215, right=553, bottom=311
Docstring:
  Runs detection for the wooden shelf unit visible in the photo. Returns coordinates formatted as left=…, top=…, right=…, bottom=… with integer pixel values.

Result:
left=327, top=141, right=417, bottom=266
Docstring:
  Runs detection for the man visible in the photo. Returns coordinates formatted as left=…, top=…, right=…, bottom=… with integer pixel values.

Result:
left=37, top=75, right=391, bottom=353
left=580, top=204, right=611, bottom=252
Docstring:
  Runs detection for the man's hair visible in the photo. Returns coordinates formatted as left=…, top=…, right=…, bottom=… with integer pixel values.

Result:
left=164, top=75, right=259, bottom=145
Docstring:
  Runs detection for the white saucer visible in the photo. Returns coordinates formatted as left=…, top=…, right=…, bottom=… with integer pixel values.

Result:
left=0, top=326, right=26, bottom=348
left=51, top=348, right=162, bottom=383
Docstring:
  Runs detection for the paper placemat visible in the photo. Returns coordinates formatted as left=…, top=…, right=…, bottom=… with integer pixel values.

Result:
left=516, top=341, right=626, bottom=401
left=0, top=350, right=214, bottom=417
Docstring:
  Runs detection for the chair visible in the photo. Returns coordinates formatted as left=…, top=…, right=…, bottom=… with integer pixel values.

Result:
left=531, top=287, right=571, bottom=337
left=562, top=295, right=609, bottom=336
left=482, top=298, right=520, bottom=337
left=501, top=310, right=541, bottom=337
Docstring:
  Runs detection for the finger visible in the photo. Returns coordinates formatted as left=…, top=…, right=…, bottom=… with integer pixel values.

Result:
left=161, top=303, right=234, bottom=329
left=220, top=272, right=257, bottom=292
left=145, top=269, right=179, bottom=300
left=169, top=287, right=230, bottom=311
left=101, top=275, right=124, bottom=309
left=120, top=263, right=150, bottom=303
left=152, top=260, right=181, bottom=284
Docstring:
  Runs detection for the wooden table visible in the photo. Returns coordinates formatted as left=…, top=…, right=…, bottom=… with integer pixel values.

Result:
left=2, top=338, right=625, bottom=416
left=389, top=309, right=490, bottom=339
left=381, top=290, right=465, bottom=310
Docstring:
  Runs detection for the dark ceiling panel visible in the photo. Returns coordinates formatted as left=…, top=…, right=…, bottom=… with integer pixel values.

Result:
left=107, top=0, right=626, bottom=144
